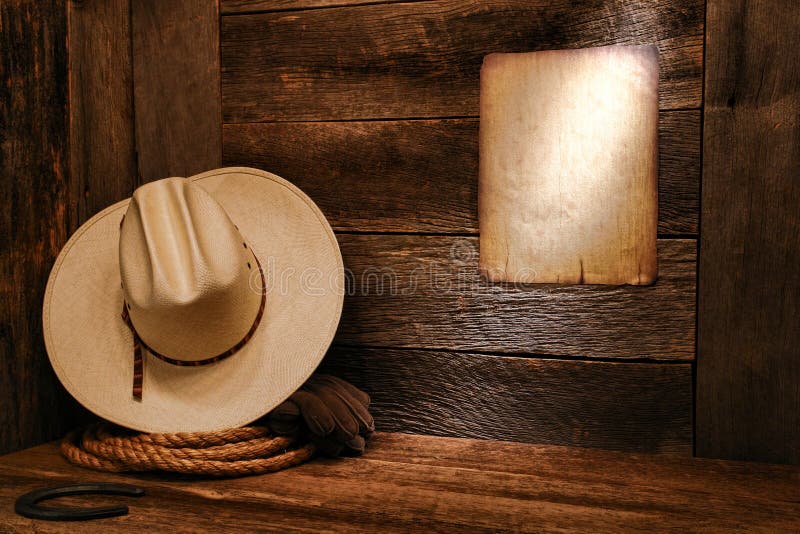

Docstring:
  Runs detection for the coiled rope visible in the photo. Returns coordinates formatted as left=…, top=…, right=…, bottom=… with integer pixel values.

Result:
left=61, top=423, right=316, bottom=477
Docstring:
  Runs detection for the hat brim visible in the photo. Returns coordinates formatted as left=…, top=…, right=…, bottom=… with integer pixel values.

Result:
left=43, top=167, right=344, bottom=433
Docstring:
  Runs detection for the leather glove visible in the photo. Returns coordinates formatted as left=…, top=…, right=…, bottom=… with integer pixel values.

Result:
left=267, top=374, right=374, bottom=457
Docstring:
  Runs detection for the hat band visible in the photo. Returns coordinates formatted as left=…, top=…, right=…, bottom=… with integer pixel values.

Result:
left=121, top=254, right=267, bottom=400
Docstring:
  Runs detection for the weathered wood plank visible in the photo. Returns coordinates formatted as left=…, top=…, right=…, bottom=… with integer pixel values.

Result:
left=658, top=110, right=700, bottom=234
left=222, top=0, right=411, bottom=13
left=69, top=0, right=138, bottom=224
left=697, top=0, right=800, bottom=465
left=132, top=0, right=222, bottom=182
left=364, top=434, right=800, bottom=499
left=220, top=0, right=704, bottom=122
left=0, top=0, right=79, bottom=455
left=224, top=119, right=479, bottom=233
left=332, top=235, right=695, bottom=359
left=320, top=347, right=692, bottom=453
left=223, top=110, right=700, bottom=235
left=1, top=436, right=798, bottom=532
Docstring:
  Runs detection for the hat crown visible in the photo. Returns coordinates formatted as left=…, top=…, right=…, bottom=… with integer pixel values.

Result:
left=119, top=178, right=263, bottom=361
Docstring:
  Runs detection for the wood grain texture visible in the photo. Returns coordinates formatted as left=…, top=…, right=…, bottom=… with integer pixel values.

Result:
left=697, top=0, right=800, bottom=465
left=224, top=119, right=479, bottom=234
left=658, top=109, right=700, bottom=234
left=1, top=435, right=798, bottom=532
left=132, top=0, right=222, bottom=182
left=0, top=0, right=79, bottom=455
left=333, top=235, right=696, bottom=359
left=220, top=0, right=704, bottom=122
left=222, top=0, right=412, bottom=13
left=223, top=110, right=700, bottom=235
left=320, top=347, right=692, bottom=453
left=69, top=0, right=138, bottom=222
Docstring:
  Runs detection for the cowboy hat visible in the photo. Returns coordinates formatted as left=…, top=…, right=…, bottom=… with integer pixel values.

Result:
left=43, top=167, right=344, bottom=433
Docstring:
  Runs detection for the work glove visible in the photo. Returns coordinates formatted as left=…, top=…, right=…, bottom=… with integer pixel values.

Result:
left=267, top=374, right=375, bottom=457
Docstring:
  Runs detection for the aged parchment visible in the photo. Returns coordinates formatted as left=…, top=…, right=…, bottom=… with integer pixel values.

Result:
left=479, top=45, right=659, bottom=285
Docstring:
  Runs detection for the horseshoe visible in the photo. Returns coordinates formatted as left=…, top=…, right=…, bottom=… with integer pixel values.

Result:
left=15, top=483, right=145, bottom=521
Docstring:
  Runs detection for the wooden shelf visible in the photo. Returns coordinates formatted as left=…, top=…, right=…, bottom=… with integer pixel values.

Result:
left=1, top=432, right=798, bottom=531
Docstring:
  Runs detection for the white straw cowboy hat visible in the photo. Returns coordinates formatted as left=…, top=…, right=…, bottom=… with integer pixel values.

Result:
left=43, top=167, right=344, bottom=433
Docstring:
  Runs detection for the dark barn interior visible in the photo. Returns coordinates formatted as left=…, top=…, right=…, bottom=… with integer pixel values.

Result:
left=1, top=0, right=798, bottom=530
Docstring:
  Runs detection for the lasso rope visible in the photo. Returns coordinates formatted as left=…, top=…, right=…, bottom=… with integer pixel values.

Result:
left=61, top=423, right=316, bottom=477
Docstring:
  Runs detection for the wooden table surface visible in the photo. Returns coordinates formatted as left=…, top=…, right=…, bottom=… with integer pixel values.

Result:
left=1, top=432, right=798, bottom=532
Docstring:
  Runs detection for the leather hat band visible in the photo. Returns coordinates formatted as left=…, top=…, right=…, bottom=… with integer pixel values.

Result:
left=121, top=253, right=267, bottom=400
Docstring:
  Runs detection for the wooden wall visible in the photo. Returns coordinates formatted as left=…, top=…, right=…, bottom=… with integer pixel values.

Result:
left=0, top=0, right=223, bottom=455
left=697, top=0, right=800, bottom=465
left=219, top=0, right=702, bottom=454
left=0, top=0, right=701, bottom=455
left=0, top=0, right=86, bottom=455
left=1, top=0, right=794, bottom=462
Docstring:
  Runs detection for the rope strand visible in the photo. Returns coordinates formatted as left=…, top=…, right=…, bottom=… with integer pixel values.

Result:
left=61, top=423, right=316, bottom=477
